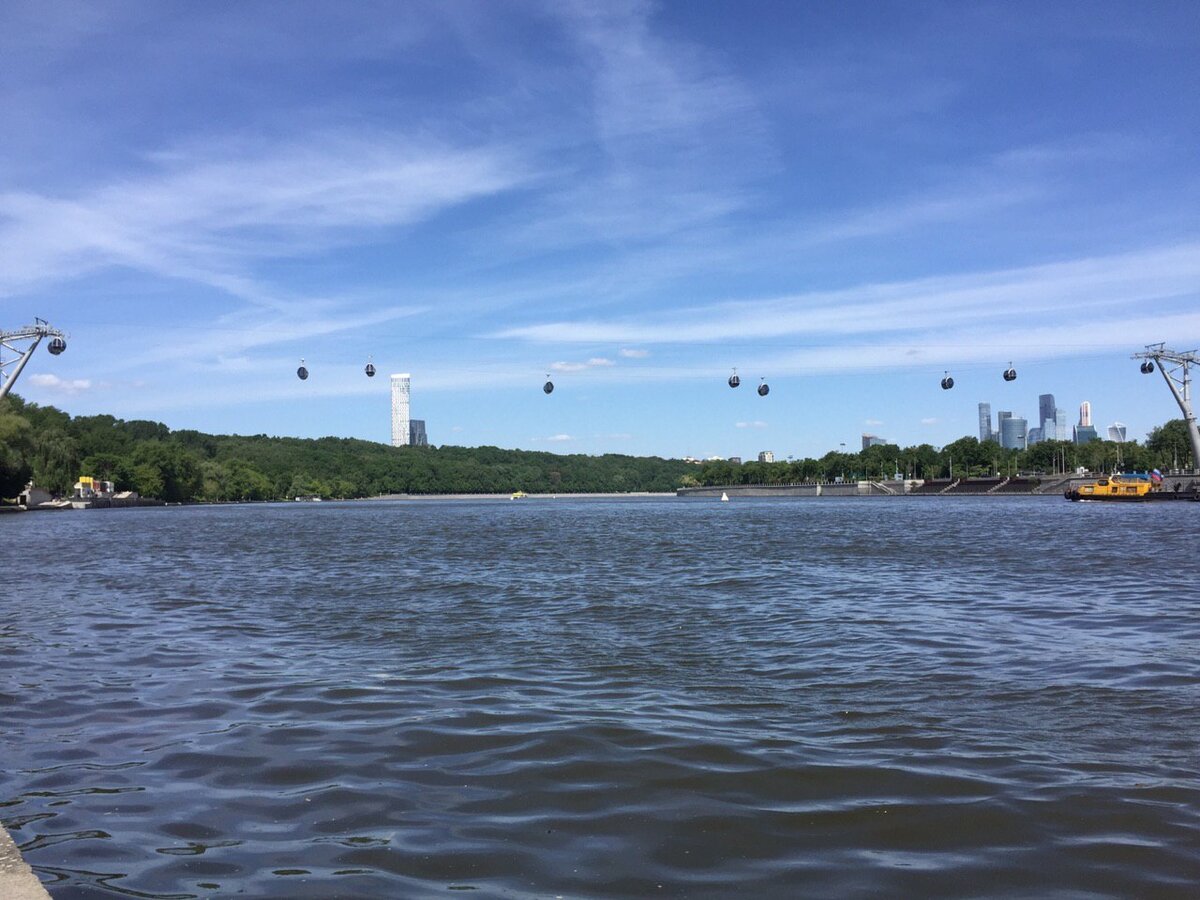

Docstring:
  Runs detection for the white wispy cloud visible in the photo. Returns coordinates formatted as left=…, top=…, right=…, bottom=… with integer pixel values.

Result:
left=27, top=373, right=93, bottom=393
left=0, top=134, right=531, bottom=305
left=495, top=243, right=1200, bottom=358
left=736, top=420, right=768, bottom=429
left=492, top=0, right=774, bottom=251
left=619, top=348, right=649, bottom=358
left=550, top=357, right=617, bottom=373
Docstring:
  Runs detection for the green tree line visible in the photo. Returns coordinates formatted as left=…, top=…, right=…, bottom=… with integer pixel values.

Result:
left=2, top=394, right=1192, bottom=501
left=683, top=420, right=1195, bottom=488
left=0, top=395, right=694, bottom=501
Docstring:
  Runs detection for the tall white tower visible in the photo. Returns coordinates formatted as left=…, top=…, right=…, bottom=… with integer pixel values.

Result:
left=1079, top=400, right=1092, bottom=427
left=391, top=373, right=411, bottom=447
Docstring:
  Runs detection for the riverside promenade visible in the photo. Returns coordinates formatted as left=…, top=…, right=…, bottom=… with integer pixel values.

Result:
left=0, top=825, right=51, bottom=899
left=676, top=474, right=1200, bottom=498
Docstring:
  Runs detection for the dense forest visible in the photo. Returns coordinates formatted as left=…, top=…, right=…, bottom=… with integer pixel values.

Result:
left=0, top=394, right=694, bottom=500
left=1, top=393, right=1192, bottom=501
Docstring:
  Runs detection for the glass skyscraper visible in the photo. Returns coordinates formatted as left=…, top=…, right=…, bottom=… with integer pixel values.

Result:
left=1039, top=393, right=1055, bottom=433
left=1000, top=415, right=1028, bottom=450
left=409, top=419, right=428, bottom=447
left=978, top=402, right=993, bottom=443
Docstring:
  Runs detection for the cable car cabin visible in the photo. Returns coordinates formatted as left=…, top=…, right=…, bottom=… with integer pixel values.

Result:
left=1003, top=367, right=1017, bottom=381
left=1065, top=473, right=1158, bottom=502
left=728, top=369, right=740, bottom=388
left=940, top=375, right=954, bottom=390
left=543, top=380, right=554, bottom=394
left=365, top=363, right=376, bottom=377
left=48, top=337, right=67, bottom=355
left=757, top=381, right=769, bottom=396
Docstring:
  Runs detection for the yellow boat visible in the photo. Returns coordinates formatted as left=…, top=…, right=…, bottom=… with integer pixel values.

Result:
left=1065, top=473, right=1157, bottom=502
left=510, top=491, right=527, bottom=500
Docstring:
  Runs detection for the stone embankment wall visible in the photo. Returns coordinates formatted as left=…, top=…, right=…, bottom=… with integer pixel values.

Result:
left=678, top=475, right=1200, bottom=499
left=677, top=481, right=905, bottom=498
left=0, top=825, right=51, bottom=900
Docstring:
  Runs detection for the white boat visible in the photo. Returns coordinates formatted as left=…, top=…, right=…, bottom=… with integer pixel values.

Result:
left=720, top=492, right=729, bottom=502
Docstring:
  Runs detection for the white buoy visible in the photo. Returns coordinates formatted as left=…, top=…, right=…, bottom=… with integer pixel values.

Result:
left=720, top=491, right=729, bottom=502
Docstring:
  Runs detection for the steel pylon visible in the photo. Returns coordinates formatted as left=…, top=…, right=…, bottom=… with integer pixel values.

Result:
left=1132, top=343, right=1200, bottom=474
left=0, top=319, right=67, bottom=401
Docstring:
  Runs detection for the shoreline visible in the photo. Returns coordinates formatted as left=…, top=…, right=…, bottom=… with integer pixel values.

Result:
left=0, top=824, right=51, bottom=900
left=361, top=491, right=673, bottom=501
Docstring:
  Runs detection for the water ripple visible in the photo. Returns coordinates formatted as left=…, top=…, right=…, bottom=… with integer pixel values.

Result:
left=2, top=498, right=1199, bottom=897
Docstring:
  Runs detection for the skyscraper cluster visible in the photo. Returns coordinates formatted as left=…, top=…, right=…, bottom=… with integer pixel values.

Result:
left=977, top=393, right=1098, bottom=450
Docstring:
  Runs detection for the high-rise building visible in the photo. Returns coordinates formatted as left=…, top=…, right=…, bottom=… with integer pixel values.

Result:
left=390, top=373, right=411, bottom=447
left=1039, top=393, right=1055, bottom=433
left=978, top=403, right=993, bottom=443
left=1107, top=423, right=1127, bottom=442
left=1038, top=394, right=1062, bottom=443
left=1074, top=401, right=1097, bottom=444
left=1054, top=408, right=1068, bottom=442
left=758, top=450, right=775, bottom=463
left=997, top=410, right=1012, bottom=439
left=999, top=415, right=1027, bottom=450
left=1027, top=426, right=1043, bottom=445
left=862, top=434, right=886, bottom=450
left=409, top=419, right=428, bottom=447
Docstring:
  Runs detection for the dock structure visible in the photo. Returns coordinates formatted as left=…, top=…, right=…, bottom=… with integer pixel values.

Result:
left=0, top=824, right=51, bottom=899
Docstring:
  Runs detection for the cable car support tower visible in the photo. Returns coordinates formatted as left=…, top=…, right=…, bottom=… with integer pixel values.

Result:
left=1133, top=343, right=1200, bottom=474
left=0, top=319, right=67, bottom=402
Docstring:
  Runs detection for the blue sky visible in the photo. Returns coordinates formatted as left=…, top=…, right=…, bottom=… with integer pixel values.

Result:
left=3, top=0, right=1198, bottom=460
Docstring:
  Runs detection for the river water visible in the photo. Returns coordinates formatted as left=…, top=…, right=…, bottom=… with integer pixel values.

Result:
left=2, top=497, right=1198, bottom=898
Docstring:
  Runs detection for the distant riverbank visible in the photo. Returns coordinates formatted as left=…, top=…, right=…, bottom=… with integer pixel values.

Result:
left=364, top=491, right=674, bottom=501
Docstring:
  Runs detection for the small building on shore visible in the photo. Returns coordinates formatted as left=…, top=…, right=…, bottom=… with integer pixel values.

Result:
left=18, top=483, right=53, bottom=508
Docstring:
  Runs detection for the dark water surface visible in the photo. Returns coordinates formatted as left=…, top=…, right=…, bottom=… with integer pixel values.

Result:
left=2, top=497, right=1199, bottom=898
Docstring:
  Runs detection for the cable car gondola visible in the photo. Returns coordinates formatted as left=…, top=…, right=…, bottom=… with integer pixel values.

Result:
left=543, top=374, right=554, bottom=394
left=1003, top=362, right=1017, bottom=382
left=297, top=359, right=308, bottom=381
left=365, top=356, right=376, bottom=377
left=1140, top=361, right=1155, bottom=374
left=48, top=336, right=67, bottom=356
left=757, top=378, right=769, bottom=397
left=728, top=368, right=740, bottom=388
left=940, top=371, right=954, bottom=390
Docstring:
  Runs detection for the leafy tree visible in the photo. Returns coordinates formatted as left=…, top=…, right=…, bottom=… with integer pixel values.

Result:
left=131, top=463, right=164, bottom=498
left=0, top=403, right=34, bottom=496
left=131, top=441, right=201, bottom=501
left=1145, top=419, right=1194, bottom=471
left=222, top=460, right=275, bottom=501
left=30, top=428, right=80, bottom=495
